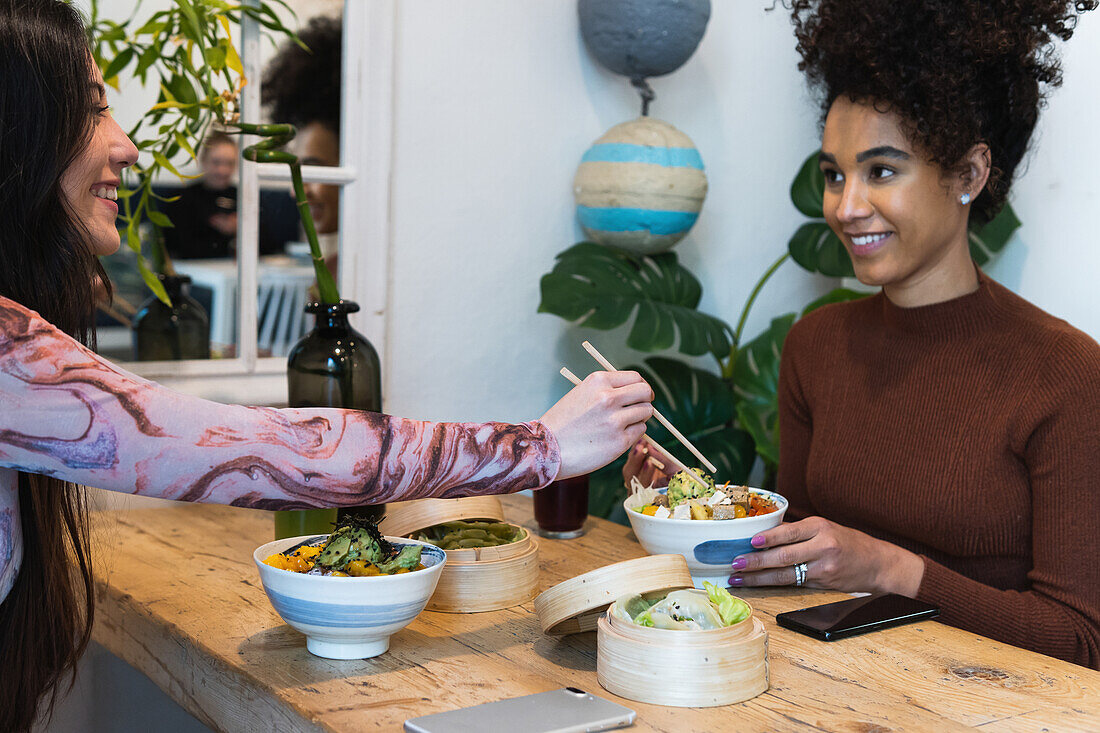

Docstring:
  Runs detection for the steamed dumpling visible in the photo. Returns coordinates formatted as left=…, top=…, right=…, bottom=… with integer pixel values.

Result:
left=638, top=590, right=726, bottom=630
left=610, top=593, right=657, bottom=624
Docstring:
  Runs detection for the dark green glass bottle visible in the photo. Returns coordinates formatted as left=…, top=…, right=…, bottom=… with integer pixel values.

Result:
left=131, top=274, right=211, bottom=361
left=275, top=300, right=384, bottom=539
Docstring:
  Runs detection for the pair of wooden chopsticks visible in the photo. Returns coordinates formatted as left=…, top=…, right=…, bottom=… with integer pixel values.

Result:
left=560, top=340, right=717, bottom=492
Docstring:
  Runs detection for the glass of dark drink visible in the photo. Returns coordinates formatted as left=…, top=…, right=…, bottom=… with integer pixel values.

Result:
left=534, top=474, right=589, bottom=539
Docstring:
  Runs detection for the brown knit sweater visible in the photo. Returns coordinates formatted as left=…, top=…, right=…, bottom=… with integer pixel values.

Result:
left=777, top=270, right=1100, bottom=668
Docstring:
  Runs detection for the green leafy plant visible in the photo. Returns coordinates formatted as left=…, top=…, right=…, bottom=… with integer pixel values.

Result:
left=86, top=0, right=338, bottom=305
left=539, top=151, right=1021, bottom=521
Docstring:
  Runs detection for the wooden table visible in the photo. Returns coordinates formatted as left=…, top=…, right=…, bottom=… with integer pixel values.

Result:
left=91, top=495, right=1100, bottom=732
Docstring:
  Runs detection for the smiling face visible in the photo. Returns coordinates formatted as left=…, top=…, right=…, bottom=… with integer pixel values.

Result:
left=819, top=97, right=984, bottom=307
left=200, top=140, right=238, bottom=190
left=58, top=63, right=138, bottom=256
left=297, top=121, right=341, bottom=234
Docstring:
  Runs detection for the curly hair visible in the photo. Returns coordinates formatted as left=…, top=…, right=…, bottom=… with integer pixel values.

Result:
left=261, top=15, right=341, bottom=135
left=789, top=0, right=1096, bottom=224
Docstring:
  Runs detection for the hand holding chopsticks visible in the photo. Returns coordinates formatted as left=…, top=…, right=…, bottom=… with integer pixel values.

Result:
left=560, top=366, right=711, bottom=492
left=580, top=341, right=719, bottom=475
left=538, top=366, right=655, bottom=479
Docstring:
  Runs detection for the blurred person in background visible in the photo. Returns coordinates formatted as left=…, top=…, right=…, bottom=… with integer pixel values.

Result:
left=161, top=130, right=239, bottom=259
left=262, top=15, right=342, bottom=284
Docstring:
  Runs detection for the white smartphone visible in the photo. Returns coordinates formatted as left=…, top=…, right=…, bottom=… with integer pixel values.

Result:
left=403, top=687, right=636, bottom=733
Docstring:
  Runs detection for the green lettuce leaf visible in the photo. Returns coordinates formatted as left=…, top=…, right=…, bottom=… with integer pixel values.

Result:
left=633, top=607, right=656, bottom=627
left=703, top=581, right=751, bottom=626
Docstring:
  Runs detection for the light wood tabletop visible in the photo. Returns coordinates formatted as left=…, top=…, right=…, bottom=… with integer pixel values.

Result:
left=90, top=495, right=1100, bottom=732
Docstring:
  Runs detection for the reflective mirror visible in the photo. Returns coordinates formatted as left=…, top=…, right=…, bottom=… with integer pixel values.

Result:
left=92, top=0, right=344, bottom=363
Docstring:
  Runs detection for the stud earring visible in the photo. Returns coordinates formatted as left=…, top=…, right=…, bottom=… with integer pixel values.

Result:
left=960, top=193, right=971, bottom=205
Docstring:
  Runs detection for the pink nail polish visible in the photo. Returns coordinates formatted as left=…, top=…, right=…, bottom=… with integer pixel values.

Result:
left=728, top=576, right=743, bottom=586
left=731, top=557, right=748, bottom=571
left=751, top=535, right=766, bottom=548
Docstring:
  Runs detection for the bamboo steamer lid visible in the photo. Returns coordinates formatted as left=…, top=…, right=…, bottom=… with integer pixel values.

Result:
left=379, top=496, right=505, bottom=537
left=534, top=554, right=693, bottom=635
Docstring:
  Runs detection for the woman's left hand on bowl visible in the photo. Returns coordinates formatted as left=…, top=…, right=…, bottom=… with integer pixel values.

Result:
left=727, top=516, right=925, bottom=596
left=622, top=440, right=676, bottom=489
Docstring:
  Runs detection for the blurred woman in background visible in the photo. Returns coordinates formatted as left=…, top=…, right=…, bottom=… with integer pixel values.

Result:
left=262, top=15, right=343, bottom=281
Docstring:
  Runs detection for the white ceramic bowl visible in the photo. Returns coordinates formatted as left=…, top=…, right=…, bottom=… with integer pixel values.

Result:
left=253, top=534, right=446, bottom=659
left=623, top=488, right=788, bottom=588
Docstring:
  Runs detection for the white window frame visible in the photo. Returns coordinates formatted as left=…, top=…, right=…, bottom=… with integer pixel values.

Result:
left=109, top=1, right=396, bottom=406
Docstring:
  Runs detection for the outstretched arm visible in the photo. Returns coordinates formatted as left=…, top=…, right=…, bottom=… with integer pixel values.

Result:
left=0, top=297, right=559, bottom=509
left=0, top=296, right=655, bottom=608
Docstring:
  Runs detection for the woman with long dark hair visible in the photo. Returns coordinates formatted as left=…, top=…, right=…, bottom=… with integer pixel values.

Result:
left=0, top=2, right=654, bottom=729
left=628, top=0, right=1100, bottom=668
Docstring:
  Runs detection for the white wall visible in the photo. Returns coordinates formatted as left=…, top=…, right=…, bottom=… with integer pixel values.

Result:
left=983, top=21, right=1100, bottom=322
left=381, top=1, right=1099, bottom=425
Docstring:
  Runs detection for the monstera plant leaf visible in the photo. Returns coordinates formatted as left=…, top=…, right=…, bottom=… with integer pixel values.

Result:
left=790, top=151, right=826, bottom=218
left=968, top=204, right=1022, bottom=265
left=731, top=314, right=796, bottom=470
left=787, top=152, right=854, bottom=278
left=539, top=242, right=735, bottom=359
left=587, top=357, right=754, bottom=523
left=787, top=150, right=1021, bottom=277
left=788, top=222, right=855, bottom=278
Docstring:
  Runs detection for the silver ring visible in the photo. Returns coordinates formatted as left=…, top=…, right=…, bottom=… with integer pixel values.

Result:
left=793, top=562, right=808, bottom=587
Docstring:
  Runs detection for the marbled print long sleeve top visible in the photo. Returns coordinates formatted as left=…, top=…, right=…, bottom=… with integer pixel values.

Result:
left=0, top=296, right=560, bottom=602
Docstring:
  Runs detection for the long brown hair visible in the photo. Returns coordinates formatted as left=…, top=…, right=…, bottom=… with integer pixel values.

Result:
left=0, top=1, right=107, bottom=730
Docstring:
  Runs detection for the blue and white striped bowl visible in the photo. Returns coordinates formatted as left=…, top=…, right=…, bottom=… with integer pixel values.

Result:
left=253, top=535, right=447, bottom=659
left=624, top=488, right=787, bottom=589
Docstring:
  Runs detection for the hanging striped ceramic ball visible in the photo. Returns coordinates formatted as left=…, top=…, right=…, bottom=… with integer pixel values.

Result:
left=574, top=117, right=707, bottom=255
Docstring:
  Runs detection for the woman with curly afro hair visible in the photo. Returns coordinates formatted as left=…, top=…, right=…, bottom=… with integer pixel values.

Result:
left=261, top=15, right=343, bottom=275
left=726, top=0, right=1100, bottom=668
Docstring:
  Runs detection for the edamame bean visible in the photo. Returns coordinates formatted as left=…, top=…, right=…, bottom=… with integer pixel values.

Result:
left=413, top=520, right=522, bottom=550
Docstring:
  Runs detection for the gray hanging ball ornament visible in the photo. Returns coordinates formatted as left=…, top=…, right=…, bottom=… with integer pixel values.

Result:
left=578, top=0, right=711, bottom=79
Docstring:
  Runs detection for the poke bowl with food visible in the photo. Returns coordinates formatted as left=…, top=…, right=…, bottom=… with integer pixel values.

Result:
left=254, top=515, right=446, bottom=659
left=624, top=469, right=787, bottom=588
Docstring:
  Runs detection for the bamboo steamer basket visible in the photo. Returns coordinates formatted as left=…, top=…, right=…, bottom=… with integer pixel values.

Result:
left=427, top=536, right=539, bottom=612
left=598, top=592, right=769, bottom=707
left=535, top=556, right=768, bottom=707
left=534, top=554, right=692, bottom=635
left=379, top=496, right=538, bottom=613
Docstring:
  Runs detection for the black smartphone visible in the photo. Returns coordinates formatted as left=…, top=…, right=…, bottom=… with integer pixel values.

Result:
left=776, top=593, right=939, bottom=641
